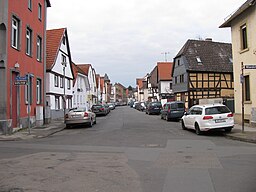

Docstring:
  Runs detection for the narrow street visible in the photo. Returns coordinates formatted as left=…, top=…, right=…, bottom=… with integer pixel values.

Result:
left=0, top=106, right=256, bottom=192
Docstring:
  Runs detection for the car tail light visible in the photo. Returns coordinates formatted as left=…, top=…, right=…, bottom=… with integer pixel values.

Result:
left=203, top=116, right=213, bottom=120
left=84, top=112, right=89, bottom=117
left=227, top=113, right=233, bottom=117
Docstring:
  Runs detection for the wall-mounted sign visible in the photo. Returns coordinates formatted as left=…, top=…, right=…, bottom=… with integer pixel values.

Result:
left=244, top=65, right=256, bottom=69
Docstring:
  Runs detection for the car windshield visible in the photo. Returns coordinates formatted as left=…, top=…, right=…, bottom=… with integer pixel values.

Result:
left=205, top=106, right=230, bottom=115
left=71, top=108, right=86, bottom=112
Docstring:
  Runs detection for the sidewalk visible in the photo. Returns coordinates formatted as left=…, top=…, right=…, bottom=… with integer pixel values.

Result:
left=225, top=124, right=256, bottom=144
left=0, top=119, right=65, bottom=141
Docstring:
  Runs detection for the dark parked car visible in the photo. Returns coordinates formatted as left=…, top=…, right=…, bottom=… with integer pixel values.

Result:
left=103, top=104, right=110, bottom=114
left=160, top=101, right=185, bottom=121
left=91, top=104, right=108, bottom=116
left=145, top=102, right=162, bottom=115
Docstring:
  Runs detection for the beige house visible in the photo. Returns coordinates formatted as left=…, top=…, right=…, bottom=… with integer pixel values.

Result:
left=220, top=0, right=256, bottom=126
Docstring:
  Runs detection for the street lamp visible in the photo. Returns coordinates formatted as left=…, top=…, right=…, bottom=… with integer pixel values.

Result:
left=62, top=61, right=67, bottom=122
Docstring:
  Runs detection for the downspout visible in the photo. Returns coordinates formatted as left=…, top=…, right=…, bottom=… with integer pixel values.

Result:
left=43, top=2, right=47, bottom=124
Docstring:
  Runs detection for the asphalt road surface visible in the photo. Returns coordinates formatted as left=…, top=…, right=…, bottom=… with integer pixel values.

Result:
left=0, top=106, right=256, bottom=192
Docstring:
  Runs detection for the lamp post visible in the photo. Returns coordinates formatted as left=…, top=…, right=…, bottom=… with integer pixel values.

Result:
left=62, top=61, right=67, bottom=122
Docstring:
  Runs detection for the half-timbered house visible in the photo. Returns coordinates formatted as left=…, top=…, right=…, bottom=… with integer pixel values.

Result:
left=172, top=39, right=234, bottom=109
left=46, top=28, right=74, bottom=120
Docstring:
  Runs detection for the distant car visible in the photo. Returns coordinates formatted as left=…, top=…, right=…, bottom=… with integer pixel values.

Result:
left=91, top=104, right=108, bottom=116
left=161, top=101, right=185, bottom=121
left=136, top=102, right=146, bottom=111
left=108, top=103, right=115, bottom=110
left=65, top=107, right=96, bottom=128
left=103, top=104, right=110, bottom=114
left=145, top=102, right=162, bottom=115
left=181, top=104, right=234, bottom=135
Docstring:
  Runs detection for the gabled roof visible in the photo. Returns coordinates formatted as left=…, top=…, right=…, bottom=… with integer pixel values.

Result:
left=46, top=28, right=66, bottom=70
left=136, top=78, right=143, bottom=89
left=76, top=64, right=91, bottom=75
left=220, top=0, right=255, bottom=28
left=157, top=62, right=173, bottom=81
left=96, top=74, right=100, bottom=88
left=174, top=39, right=233, bottom=73
left=100, top=77, right=105, bottom=92
left=71, top=62, right=87, bottom=86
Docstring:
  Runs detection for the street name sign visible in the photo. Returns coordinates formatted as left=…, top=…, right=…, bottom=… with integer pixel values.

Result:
left=16, top=76, right=28, bottom=81
left=14, top=81, right=27, bottom=85
left=244, top=65, right=256, bottom=69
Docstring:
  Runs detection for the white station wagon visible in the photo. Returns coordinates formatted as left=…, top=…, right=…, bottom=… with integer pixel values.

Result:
left=181, top=104, right=234, bottom=135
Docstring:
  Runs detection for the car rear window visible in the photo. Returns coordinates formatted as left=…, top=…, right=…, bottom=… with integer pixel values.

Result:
left=93, top=105, right=103, bottom=108
left=151, top=102, right=162, bottom=107
left=205, top=106, right=231, bottom=115
left=171, top=103, right=184, bottom=109
left=71, top=108, right=86, bottom=112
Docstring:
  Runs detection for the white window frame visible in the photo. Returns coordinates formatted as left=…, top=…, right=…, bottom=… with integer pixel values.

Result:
left=36, top=79, right=42, bottom=104
left=67, top=79, right=71, bottom=90
left=36, top=36, right=42, bottom=61
left=38, top=3, right=42, bottom=20
left=26, top=27, right=32, bottom=56
left=55, top=96, right=60, bottom=110
left=11, top=17, right=19, bottom=49
left=54, top=75, right=59, bottom=87
left=28, top=0, right=32, bottom=10
left=60, top=76, right=63, bottom=88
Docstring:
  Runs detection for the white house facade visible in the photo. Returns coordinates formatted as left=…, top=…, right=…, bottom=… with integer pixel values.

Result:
left=46, top=28, right=74, bottom=120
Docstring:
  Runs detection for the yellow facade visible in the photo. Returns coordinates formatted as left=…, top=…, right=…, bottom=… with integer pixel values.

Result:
left=229, top=7, right=256, bottom=125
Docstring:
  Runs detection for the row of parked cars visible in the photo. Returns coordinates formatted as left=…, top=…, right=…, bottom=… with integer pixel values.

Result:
left=65, top=103, right=116, bottom=128
left=132, top=100, right=234, bottom=135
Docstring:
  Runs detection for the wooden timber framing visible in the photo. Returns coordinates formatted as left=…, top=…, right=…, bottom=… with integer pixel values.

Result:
left=186, top=71, right=234, bottom=107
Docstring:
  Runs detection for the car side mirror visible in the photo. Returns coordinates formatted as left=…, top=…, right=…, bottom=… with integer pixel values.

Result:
left=184, top=112, right=188, bottom=116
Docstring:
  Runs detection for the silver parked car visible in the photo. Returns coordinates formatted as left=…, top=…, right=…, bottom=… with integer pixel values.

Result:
left=65, top=107, right=96, bottom=128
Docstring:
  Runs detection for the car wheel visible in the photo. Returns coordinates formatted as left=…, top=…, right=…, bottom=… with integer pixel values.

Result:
left=195, top=123, right=201, bottom=135
left=225, top=128, right=232, bottom=133
left=181, top=120, right=186, bottom=130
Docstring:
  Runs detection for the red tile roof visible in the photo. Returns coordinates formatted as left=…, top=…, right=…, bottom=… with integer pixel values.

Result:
left=71, top=62, right=87, bottom=86
left=46, top=28, right=65, bottom=70
left=136, top=78, right=143, bottom=89
left=96, top=74, right=100, bottom=88
left=100, top=77, right=105, bottom=92
left=157, top=62, right=173, bottom=81
left=76, top=64, right=91, bottom=75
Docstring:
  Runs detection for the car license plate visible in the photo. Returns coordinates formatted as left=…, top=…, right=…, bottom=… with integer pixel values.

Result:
left=215, top=119, right=226, bottom=123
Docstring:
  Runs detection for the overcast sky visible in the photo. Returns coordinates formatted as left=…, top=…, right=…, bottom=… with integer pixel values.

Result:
left=47, top=0, right=243, bottom=87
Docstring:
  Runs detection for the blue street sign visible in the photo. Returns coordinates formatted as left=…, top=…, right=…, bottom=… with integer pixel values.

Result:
left=16, top=76, right=28, bottom=81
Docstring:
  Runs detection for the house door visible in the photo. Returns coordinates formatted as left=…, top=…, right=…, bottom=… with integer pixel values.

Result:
left=11, top=72, right=18, bottom=128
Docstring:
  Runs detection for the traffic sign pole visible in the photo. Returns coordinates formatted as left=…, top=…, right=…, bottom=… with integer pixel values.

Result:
left=241, top=62, right=244, bottom=133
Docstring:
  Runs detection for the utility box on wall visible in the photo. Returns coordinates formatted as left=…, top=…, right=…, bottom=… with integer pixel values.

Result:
left=36, top=106, right=44, bottom=126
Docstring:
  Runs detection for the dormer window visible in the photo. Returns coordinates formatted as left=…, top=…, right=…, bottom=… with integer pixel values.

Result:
left=196, top=56, right=202, bottom=65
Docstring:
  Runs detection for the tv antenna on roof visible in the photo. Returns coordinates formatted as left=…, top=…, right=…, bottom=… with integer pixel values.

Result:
left=161, top=52, right=170, bottom=62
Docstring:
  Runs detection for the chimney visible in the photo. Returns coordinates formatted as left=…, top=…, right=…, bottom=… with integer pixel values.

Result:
left=205, top=38, right=213, bottom=42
